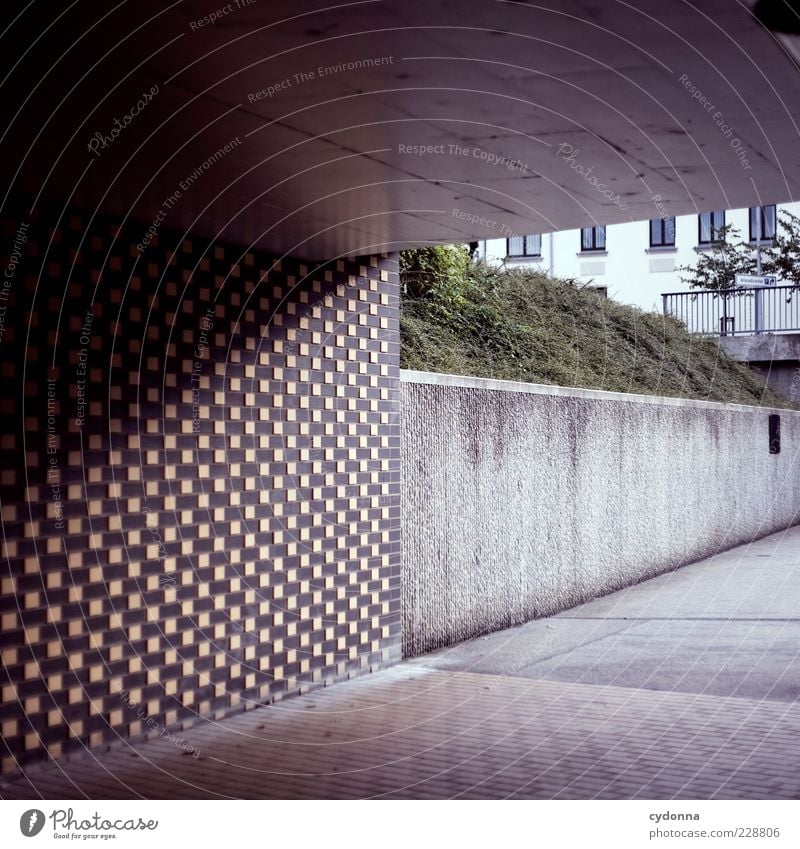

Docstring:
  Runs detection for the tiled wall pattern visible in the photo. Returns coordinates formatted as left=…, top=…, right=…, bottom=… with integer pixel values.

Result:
left=0, top=202, right=401, bottom=776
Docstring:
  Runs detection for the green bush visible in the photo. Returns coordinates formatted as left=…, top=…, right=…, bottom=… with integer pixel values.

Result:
left=399, top=245, right=470, bottom=300
left=400, top=261, right=793, bottom=408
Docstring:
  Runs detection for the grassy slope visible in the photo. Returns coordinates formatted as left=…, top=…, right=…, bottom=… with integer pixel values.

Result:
left=400, top=265, right=793, bottom=408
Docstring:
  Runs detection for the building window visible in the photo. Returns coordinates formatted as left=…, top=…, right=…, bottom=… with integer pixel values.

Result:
left=698, top=211, right=725, bottom=244
left=750, top=205, right=776, bottom=242
left=580, top=225, right=606, bottom=252
left=650, top=217, right=676, bottom=247
left=507, top=234, right=541, bottom=257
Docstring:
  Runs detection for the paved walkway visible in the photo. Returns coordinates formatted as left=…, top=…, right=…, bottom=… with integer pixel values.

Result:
left=3, top=527, right=800, bottom=800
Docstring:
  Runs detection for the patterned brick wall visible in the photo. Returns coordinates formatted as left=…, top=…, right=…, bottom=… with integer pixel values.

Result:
left=0, top=202, right=401, bottom=776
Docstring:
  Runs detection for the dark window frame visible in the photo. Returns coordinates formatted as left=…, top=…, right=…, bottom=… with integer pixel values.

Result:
left=650, top=217, right=676, bottom=247
left=580, top=225, right=606, bottom=252
left=698, top=211, right=726, bottom=245
left=506, top=234, right=542, bottom=257
left=749, top=205, right=777, bottom=243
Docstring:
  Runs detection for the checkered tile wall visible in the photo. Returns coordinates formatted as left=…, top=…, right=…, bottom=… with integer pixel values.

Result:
left=0, top=202, right=401, bottom=776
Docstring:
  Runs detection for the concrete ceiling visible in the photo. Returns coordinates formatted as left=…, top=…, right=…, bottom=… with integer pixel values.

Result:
left=2, top=0, right=800, bottom=259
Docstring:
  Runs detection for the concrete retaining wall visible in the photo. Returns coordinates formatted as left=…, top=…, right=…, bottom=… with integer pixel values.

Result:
left=719, top=333, right=800, bottom=400
left=401, top=370, right=800, bottom=656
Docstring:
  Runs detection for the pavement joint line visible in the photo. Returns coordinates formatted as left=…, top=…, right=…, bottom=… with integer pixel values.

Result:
left=5, top=527, right=800, bottom=800
left=557, top=616, right=800, bottom=622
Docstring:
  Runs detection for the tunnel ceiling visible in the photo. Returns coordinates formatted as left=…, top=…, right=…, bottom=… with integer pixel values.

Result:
left=2, top=0, right=799, bottom=259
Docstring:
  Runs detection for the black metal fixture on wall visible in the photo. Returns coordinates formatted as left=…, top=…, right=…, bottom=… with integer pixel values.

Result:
left=769, top=414, right=781, bottom=455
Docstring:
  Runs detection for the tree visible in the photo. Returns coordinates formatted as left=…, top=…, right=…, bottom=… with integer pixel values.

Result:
left=399, top=245, right=470, bottom=298
left=680, top=212, right=800, bottom=290
left=762, top=210, right=800, bottom=286
left=678, top=224, right=755, bottom=290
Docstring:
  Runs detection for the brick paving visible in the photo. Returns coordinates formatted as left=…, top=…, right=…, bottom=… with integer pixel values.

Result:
left=2, top=664, right=799, bottom=799
left=5, top=527, right=800, bottom=800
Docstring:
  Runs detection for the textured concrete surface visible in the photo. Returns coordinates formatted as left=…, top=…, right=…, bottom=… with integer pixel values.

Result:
left=748, top=362, right=800, bottom=401
left=401, top=370, right=800, bottom=655
left=3, top=529, right=799, bottom=800
left=11, top=3, right=800, bottom=258
left=719, top=332, right=800, bottom=363
left=418, top=525, right=800, bottom=703
left=719, top=333, right=800, bottom=399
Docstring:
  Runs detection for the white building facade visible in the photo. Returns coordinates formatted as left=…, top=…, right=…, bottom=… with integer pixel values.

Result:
left=477, top=202, right=800, bottom=314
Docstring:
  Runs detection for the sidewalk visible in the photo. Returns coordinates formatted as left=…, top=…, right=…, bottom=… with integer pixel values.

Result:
left=3, top=526, right=799, bottom=800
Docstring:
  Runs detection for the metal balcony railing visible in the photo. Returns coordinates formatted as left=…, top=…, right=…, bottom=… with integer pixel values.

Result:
left=662, top=285, right=800, bottom=336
